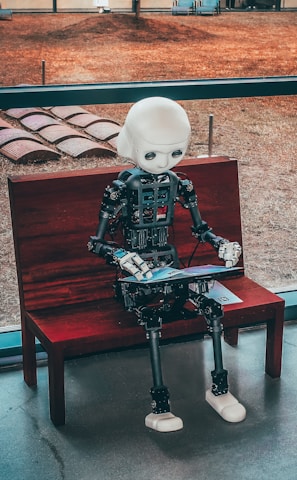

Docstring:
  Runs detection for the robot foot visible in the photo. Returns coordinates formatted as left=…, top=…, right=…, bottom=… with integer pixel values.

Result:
left=145, top=412, right=183, bottom=432
left=205, top=389, right=246, bottom=423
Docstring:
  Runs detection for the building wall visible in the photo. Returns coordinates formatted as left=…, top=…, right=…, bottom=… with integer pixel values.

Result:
left=281, top=0, right=296, bottom=6
left=2, top=0, right=173, bottom=11
left=2, top=0, right=296, bottom=10
left=141, top=0, right=172, bottom=8
left=4, top=0, right=52, bottom=9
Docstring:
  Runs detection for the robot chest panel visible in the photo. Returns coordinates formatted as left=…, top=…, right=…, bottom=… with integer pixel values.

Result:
left=124, top=172, right=177, bottom=227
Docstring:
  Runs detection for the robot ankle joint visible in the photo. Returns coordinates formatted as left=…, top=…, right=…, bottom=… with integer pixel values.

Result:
left=211, top=369, right=228, bottom=396
left=150, top=386, right=171, bottom=414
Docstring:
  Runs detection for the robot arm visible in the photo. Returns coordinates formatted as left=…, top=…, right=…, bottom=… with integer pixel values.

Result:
left=178, top=178, right=241, bottom=267
left=88, top=181, right=152, bottom=280
left=88, top=182, right=121, bottom=259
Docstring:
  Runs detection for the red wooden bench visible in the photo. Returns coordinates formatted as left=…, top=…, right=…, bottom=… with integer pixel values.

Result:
left=8, top=156, right=285, bottom=426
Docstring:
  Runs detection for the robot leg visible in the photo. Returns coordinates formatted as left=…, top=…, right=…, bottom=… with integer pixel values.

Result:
left=194, top=295, right=246, bottom=423
left=139, top=307, right=183, bottom=432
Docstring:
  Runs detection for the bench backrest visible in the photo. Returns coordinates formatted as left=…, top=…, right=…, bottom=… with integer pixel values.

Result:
left=8, top=156, right=244, bottom=313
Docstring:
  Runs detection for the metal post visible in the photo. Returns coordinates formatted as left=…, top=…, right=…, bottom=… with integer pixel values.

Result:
left=41, top=60, right=46, bottom=86
left=208, top=113, right=214, bottom=157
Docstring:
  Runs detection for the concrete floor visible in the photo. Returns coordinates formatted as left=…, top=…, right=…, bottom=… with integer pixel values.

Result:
left=1, top=323, right=297, bottom=480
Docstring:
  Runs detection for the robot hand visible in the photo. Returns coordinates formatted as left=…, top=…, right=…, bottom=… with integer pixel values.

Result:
left=88, top=236, right=103, bottom=255
left=218, top=241, right=242, bottom=268
left=113, top=249, right=153, bottom=281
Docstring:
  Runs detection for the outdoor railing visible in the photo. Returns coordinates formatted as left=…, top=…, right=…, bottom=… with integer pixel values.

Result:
left=0, top=76, right=296, bottom=109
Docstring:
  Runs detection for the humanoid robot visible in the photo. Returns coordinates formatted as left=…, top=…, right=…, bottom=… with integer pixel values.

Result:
left=88, top=97, right=246, bottom=432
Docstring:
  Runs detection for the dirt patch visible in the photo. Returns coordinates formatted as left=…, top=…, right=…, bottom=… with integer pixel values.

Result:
left=46, top=14, right=216, bottom=42
left=0, top=12, right=296, bottom=327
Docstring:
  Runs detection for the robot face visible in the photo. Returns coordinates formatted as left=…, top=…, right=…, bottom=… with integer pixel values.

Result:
left=133, top=137, right=188, bottom=174
left=117, top=97, right=191, bottom=174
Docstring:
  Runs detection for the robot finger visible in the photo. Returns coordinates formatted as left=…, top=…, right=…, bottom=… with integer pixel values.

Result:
left=225, top=260, right=234, bottom=268
left=132, top=254, right=153, bottom=279
left=115, top=251, right=143, bottom=280
left=121, top=259, right=144, bottom=281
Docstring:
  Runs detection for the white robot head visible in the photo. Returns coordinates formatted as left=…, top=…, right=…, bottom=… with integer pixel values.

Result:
left=117, top=97, right=191, bottom=174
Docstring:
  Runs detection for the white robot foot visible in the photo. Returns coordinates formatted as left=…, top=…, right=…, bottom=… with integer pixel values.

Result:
left=205, top=389, right=246, bottom=423
left=145, top=412, right=183, bottom=432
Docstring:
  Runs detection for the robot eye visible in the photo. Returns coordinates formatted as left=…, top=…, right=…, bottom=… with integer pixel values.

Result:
left=172, top=150, right=183, bottom=158
left=145, top=152, right=156, bottom=161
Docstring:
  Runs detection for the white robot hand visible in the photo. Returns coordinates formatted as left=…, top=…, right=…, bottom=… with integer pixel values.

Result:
left=113, top=249, right=153, bottom=281
left=218, top=241, right=242, bottom=268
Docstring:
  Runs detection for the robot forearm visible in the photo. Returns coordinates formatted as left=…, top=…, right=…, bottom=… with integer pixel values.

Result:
left=191, top=221, right=224, bottom=249
left=88, top=237, right=152, bottom=280
left=191, top=222, right=241, bottom=268
left=179, top=180, right=227, bottom=250
left=182, top=179, right=242, bottom=267
left=88, top=183, right=122, bottom=259
left=88, top=236, right=116, bottom=260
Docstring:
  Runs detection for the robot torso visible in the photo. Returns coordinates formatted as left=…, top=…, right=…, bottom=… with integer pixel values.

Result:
left=117, top=168, right=180, bottom=268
